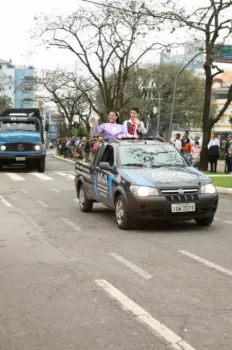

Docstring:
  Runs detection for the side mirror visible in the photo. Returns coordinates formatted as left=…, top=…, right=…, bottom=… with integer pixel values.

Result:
left=99, top=162, right=112, bottom=172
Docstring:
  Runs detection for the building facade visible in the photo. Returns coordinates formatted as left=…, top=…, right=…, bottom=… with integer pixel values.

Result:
left=160, top=41, right=205, bottom=77
left=0, top=58, right=15, bottom=104
left=14, top=65, right=37, bottom=108
left=212, top=72, right=232, bottom=133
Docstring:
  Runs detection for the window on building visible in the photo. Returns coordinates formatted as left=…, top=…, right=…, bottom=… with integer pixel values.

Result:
left=0, top=65, right=2, bottom=69
left=215, top=93, right=228, bottom=100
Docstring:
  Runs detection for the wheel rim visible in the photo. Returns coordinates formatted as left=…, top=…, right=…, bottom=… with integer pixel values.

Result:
left=116, top=200, right=124, bottom=225
left=79, top=189, right=85, bottom=209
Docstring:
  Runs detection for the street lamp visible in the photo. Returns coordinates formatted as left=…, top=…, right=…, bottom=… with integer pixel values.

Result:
left=168, top=51, right=205, bottom=141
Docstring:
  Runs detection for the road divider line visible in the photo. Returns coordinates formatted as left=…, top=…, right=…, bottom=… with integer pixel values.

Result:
left=55, top=172, right=75, bottom=180
left=52, top=188, right=60, bottom=193
left=95, top=280, right=196, bottom=350
left=5, top=173, right=25, bottom=181
left=110, top=253, right=152, bottom=279
left=36, top=200, right=48, bottom=208
left=21, top=189, right=28, bottom=195
left=74, top=198, right=79, bottom=203
left=0, top=196, right=12, bottom=207
left=31, top=173, right=53, bottom=181
left=179, top=250, right=232, bottom=277
left=62, top=218, right=81, bottom=231
left=215, top=217, right=232, bottom=224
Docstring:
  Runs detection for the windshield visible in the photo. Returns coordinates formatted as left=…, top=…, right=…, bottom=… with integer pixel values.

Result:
left=0, top=120, right=39, bottom=132
left=119, top=144, right=188, bottom=168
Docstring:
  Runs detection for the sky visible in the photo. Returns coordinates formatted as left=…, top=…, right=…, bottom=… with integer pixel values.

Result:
left=1, top=0, right=232, bottom=72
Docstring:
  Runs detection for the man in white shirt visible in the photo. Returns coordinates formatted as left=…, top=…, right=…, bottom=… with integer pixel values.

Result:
left=174, top=133, right=182, bottom=152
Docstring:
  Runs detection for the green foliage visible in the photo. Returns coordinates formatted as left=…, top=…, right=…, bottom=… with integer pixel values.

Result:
left=59, top=124, right=89, bottom=138
left=0, top=96, right=12, bottom=114
left=96, top=64, right=207, bottom=128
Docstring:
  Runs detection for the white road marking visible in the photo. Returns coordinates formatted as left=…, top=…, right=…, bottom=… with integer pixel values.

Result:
left=21, top=188, right=29, bottom=195
left=31, top=173, right=53, bottom=181
left=36, top=200, right=48, bottom=208
left=179, top=250, right=232, bottom=277
left=215, top=217, right=232, bottom=224
left=95, top=280, right=196, bottom=350
left=55, top=172, right=75, bottom=180
left=110, top=253, right=152, bottom=279
left=0, top=196, right=12, bottom=207
left=5, top=173, right=25, bottom=181
left=52, top=188, right=60, bottom=193
left=62, top=218, right=81, bottom=231
left=74, top=198, right=79, bottom=203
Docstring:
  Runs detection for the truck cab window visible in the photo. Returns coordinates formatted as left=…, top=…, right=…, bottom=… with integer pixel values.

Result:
left=101, top=145, right=114, bottom=167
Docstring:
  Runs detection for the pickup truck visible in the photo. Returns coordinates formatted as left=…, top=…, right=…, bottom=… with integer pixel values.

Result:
left=0, top=108, right=48, bottom=172
left=75, top=138, right=219, bottom=230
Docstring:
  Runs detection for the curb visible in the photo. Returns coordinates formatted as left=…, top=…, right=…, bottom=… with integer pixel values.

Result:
left=54, top=154, right=75, bottom=164
left=54, top=154, right=232, bottom=196
left=216, top=187, right=232, bottom=196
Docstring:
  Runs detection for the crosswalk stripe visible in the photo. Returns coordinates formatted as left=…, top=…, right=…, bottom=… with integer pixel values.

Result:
left=31, top=173, right=53, bottom=181
left=5, top=173, right=25, bottom=181
left=55, top=172, right=75, bottom=180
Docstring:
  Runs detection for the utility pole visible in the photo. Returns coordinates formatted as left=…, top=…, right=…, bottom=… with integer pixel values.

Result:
left=157, top=91, right=161, bottom=132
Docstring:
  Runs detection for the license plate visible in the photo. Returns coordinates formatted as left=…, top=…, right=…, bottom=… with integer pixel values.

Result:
left=16, top=157, right=26, bottom=161
left=171, top=203, right=196, bottom=213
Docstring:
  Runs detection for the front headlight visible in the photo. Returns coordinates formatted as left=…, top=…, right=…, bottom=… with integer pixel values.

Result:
left=130, top=185, right=159, bottom=197
left=35, top=145, right=41, bottom=151
left=201, top=183, right=217, bottom=194
left=0, top=145, right=6, bottom=151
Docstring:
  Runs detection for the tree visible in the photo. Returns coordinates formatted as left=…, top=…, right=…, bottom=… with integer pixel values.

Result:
left=38, top=69, right=92, bottom=132
left=0, top=95, right=12, bottom=114
left=95, top=64, right=209, bottom=131
left=145, top=0, right=232, bottom=169
left=33, top=1, right=168, bottom=120
left=0, top=72, right=12, bottom=92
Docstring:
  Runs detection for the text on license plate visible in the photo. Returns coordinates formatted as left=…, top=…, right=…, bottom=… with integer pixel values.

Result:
left=171, top=203, right=196, bottom=213
left=16, top=157, right=26, bottom=161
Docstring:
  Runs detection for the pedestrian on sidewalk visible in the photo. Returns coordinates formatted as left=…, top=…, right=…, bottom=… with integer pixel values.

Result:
left=208, top=133, right=220, bottom=173
left=225, top=134, right=232, bottom=174
left=191, top=141, right=201, bottom=167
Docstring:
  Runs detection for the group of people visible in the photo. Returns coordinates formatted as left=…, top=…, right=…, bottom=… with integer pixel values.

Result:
left=173, top=131, right=232, bottom=173
left=58, top=136, right=102, bottom=162
left=92, top=108, right=147, bottom=140
left=173, top=131, right=202, bottom=167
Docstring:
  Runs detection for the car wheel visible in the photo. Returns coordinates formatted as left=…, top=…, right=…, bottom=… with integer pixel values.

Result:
left=115, top=195, right=132, bottom=230
left=195, top=215, right=214, bottom=227
left=79, top=184, right=93, bottom=213
left=38, top=159, right=45, bottom=173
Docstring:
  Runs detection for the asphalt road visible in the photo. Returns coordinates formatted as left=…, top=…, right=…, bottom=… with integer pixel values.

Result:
left=0, top=153, right=232, bottom=350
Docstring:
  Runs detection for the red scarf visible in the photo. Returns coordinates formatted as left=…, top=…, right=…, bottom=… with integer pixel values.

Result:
left=128, top=120, right=136, bottom=135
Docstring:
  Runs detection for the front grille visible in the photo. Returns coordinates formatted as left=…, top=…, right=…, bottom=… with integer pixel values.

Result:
left=165, top=194, right=199, bottom=203
left=161, top=188, right=199, bottom=195
left=5, top=143, right=36, bottom=152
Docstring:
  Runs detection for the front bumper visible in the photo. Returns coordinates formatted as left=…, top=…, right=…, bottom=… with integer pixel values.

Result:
left=0, top=153, right=46, bottom=160
left=126, top=192, right=219, bottom=221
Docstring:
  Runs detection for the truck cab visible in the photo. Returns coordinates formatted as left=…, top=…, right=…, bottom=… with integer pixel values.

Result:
left=0, top=108, right=48, bottom=172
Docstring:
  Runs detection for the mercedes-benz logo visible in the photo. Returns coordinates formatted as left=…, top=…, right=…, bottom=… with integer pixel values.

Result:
left=17, top=144, right=24, bottom=151
left=178, top=188, right=185, bottom=195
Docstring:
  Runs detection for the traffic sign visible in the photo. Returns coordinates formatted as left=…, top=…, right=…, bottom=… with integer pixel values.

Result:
left=213, top=44, right=232, bottom=63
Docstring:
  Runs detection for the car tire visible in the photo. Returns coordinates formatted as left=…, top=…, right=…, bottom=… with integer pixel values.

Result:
left=195, top=215, right=214, bottom=227
left=115, top=195, right=132, bottom=230
left=38, top=159, right=45, bottom=173
left=79, top=184, right=93, bottom=213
